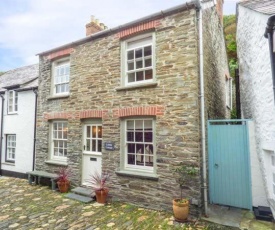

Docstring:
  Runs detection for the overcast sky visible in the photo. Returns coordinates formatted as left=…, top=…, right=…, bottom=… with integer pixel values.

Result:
left=0, top=0, right=238, bottom=71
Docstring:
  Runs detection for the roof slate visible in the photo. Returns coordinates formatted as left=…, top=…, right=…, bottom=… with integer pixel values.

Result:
left=238, top=0, right=275, bottom=15
left=0, top=64, right=39, bottom=92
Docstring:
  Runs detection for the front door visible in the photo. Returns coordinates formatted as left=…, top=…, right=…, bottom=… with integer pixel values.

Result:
left=82, top=123, right=102, bottom=186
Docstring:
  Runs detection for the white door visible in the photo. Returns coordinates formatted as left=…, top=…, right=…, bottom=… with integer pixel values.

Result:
left=82, top=123, right=102, bottom=186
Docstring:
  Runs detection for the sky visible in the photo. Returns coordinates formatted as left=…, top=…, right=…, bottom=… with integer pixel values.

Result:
left=0, top=0, right=238, bottom=72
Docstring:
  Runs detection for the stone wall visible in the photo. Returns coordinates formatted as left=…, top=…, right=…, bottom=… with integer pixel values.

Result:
left=203, top=7, right=230, bottom=120
left=237, top=6, right=274, bottom=210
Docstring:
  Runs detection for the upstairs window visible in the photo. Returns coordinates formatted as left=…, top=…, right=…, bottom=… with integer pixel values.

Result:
left=6, top=134, right=16, bottom=162
left=122, top=33, right=155, bottom=86
left=53, top=59, right=70, bottom=95
left=8, top=90, right=18, bottom=114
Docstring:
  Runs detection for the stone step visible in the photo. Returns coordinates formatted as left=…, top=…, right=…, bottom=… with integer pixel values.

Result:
left=65, top=193, right=94, bottom=203
left=71, top=187, right=94, bottom=197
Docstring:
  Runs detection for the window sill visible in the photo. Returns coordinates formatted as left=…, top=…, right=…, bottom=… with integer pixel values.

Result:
left=116, top=82, right=158, bottom=91
left=47, top=94, right=70, bottom=100
left=7, top=112, right=18, bottom=115
left=45, top=160, right=68, bottom=166
left=115, top=170, right=159, bottom=181
left=2, top=162, right=15, bottom=166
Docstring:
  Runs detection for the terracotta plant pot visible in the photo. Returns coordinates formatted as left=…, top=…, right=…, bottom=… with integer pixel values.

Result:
left=57, top=180, right=70, bottom=193
left=172, top=199, right=189, bottom=222
left=95, top=188, right=109, bottom=204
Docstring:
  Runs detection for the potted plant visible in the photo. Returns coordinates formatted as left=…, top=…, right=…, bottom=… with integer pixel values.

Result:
left=172, top=164, right=198, bottom=222
left=87, top=171, right=109, bottom=204
left=57, top=167, right=71, bottom=193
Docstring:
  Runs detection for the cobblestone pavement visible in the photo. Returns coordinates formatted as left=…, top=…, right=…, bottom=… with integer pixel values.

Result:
left=0, top=177, right=237, bottom=230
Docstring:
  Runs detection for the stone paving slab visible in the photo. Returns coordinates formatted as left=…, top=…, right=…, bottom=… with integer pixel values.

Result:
left=65, top=193, right=94, bottom=203
left=0, top=177, right=239, bottom=229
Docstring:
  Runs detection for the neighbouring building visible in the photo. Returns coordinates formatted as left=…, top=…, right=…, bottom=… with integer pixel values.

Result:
left=35, top=0, right=230, bottom=213
left=0, top=64, right=38, bottom=178
left=237, top=0, right=275, bottom=216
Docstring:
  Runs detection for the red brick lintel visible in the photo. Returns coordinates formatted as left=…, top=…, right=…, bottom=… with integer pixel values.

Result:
left=114, top=106, right=165, bottom=118
left=116, top=20, right=161, bottom=39
left=43, top=106, right=165, bottom=121
left=46, top=48, right=74, bottom=60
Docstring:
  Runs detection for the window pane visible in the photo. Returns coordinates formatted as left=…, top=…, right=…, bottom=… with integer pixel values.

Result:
left=135, top=132, right=143, bottom=142
left=127, top=154, right=135, bottom=165
left=87, top=126, right=91, bottom=138
left=92, top=126, right=97, bottom=138
left=98, top=126, right=102, bottom=138
left=135, top=48, right=143, bottom=58
left=127, top=120, right=134, bottom=130
left=144, top=120, right=152, bottom=129
left=144, top=46, right=152, bottom=56
left=145, top=69, right=153, bottom=80
left=86, top=139, right=91, bottom=151
left=127, top=143, right=135, bottom=153
left=135, top=120, right=143, bottom=130
left=136, top=71, right=144, bottom=81
left=144, top=132, right=153, bottom=142
left=64, top=149, right=67, bottom=157
left=136, top=60, right=143, bottom=69
left=145, top=58, right=152, bottom=67
left=127, top=132, right=134, bottom=142
left=128, top=73, right=135, bottom=83
left=127, top=62, right=134, bottom=71
left=92, top=140, right=96, bottom=152
left=98, top=140, right=102, bottom=152
left=127, top=50, right=134, bottom=60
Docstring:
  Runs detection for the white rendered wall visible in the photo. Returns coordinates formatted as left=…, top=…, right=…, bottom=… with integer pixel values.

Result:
left=237, top=6, right=275, bottom=212
left=1, top=90, right=36, bottom=174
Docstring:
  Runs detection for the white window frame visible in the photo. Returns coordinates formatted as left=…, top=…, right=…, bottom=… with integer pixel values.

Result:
left=8, top=90, right=18, bottom=114
left=83, top=124, right=102, bottom=155
left=121, top=33, right=155, bottom=86
left=52, top=58, right=70, bottom=96
left=121, top=117, right=155, bottom=173
left=50, top=121, right=68, bottom=161
left=6, top=134, right=16, bottom=162
left=225, top=76, right=232, bottom=109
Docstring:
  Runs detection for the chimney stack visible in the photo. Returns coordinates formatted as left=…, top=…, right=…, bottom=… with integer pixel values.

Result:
left=85, top=15, right=108, bottom=36
left=215, top=0, right=224, bottom=24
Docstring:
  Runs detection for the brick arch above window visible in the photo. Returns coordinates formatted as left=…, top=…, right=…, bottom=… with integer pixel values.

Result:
left=116, top=20, right=160, bottom=39
left=114, top=106, right=165, bottom=118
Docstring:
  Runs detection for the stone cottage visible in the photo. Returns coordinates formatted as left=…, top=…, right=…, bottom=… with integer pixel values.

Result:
left=0, top=64, right=38, bottom=178
left=237, top=0, right=275, bottom=217
left=35, top=0, right=230, bottom=213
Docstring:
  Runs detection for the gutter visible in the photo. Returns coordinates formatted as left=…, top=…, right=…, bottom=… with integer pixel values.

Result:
left=36, top=2, right=196, bottom=56
left=32, top=89, right=38, bottom=171
left=264, top=15, right=275, bottom=104
left=0, top=94, right=4, bottom=175
left=196, top=0, right=208, bottom=216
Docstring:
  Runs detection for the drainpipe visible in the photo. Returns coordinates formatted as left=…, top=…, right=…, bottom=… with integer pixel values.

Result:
left=264, top=15, right=275, bottom=104
left=196, top=0, right=208, bottom=216
left=0, top=94, right=4, bottom=176
left=32, top=89, right=38, bottom=171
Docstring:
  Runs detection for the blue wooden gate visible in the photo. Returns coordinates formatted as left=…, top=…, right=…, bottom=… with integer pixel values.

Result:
left=208, top=120, right=252, bottom=209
